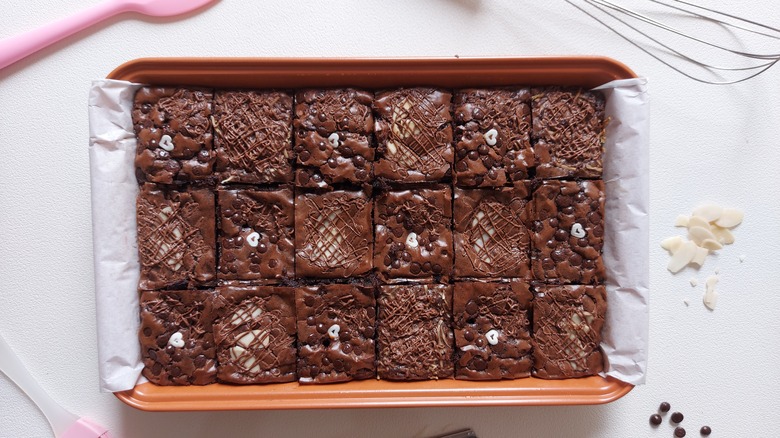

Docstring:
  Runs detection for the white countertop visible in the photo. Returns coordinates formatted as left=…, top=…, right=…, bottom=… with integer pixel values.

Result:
left=1, top=1, right=779, bottom=437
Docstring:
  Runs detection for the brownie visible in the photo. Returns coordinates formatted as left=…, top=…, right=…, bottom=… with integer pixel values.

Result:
left=295, top=190, right=373, bottom=278
left=374, top=88, right=454, bottom=182
left=530, top=180, right=605, bottom=284
left=294, top=89, right=374, bottom=135
left=453, top=281, right=533, bottom=380
left=133, top=87, right=215, bottom=184
left=213, top=285, right=297, bottom=384
left=217, top=188, right=294, bottom=282
left=377, top=284, right=454, bottom=380
left=374, top=187, right=453, bottom=281
left=453, top=183, right=531, bottom=279
left=136, top=183, right=216, bottom=290
left=139, top=290, right=218, bottom=385
left=453, top=89, right=534, bottom=187
left=296, top=284, right=376, bottom=384
left=531, top=87, right=606, bottom=178
left=532, top=285, right=606, bottom=379
left=294, top=131, right=373, bottom=188
left=213, top=90, right=293, bottom=184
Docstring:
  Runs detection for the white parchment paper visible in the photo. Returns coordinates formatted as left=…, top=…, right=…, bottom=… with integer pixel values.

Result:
left=88, top=77, right=649, bottom=392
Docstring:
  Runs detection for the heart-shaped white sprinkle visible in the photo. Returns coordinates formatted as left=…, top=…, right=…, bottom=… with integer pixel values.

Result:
left=570, top=223, right=586, bottom=238
left=168, top=331, right=185, bottom=348
left=485, top=329, right=499, bottom=346
left=159, top=134, right=175, bottom=152
left=406, top=232, right=419, bottom=248
left=327, top=324, right=340, bottom=341
left=328, top=133, right=340, bottom=148
left=483, top=128, right=498, bottom=146
left=246, top=231, right=260, bottom=247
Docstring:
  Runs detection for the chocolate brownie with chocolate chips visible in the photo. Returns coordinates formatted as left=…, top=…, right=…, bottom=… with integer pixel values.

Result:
left=294, top=88, right=374, bottom=135
left=296, top=284, right=376, bottom=384
left=213, top=285, right=297, bottom=384
left=373, top=88, right=454, bottom=182
left=213, top=90, right=294, bottom=184
left=374, top=186, right=453, bottom=281
left=139, top=290, right=218, bottom=386
left=453, top=88, right=534, bottom=187
left=531, top=87, right=606, bottom=179
left=377, top=284, right=454, bottom=380
left=136, top=183, right=216, bottom=291
left=529, top=180, right=605, bottom=284
left=133, top=87, right=215, bottom=184
left=294, top=131, right=373, bottom=189
left=453, top=281, right=533, bottom=380
left=217, top=188, right=294, bottom=283
left=533, top=284, right=607, bottom=379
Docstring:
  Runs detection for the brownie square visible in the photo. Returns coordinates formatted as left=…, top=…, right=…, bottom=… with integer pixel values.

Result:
left=453, top=89, right=534, bottom=187
left=374, top=88, right=454, bottom=182
left=531, top=87, right=606, bottom=179
left=294, top=131, right=373, bottom=188
left=136, top=183, right=216, bottom=290
left=530, top=180, right=605, bottom=284
left=133, top=87, right=215, bottom=184
left=454, top=183, right=531, bottom=279
left=217, top=188, right=294, bottom=282
left=374, top=187, right=453, bottom=281
left=213, top=285, right=297, bottom=384
left=533, top=285, right=607, bottom=379
left=377, top=284, right=454, bottom=380
left=213, top=90, right=293, bottom=184
left=296, top=284, right=376, bottom=384
left=295, top=190, right=373, bottom=278
left=294, top=89, right=374, bottom=135
left=453, top=281, right=533, bottom=380
left=139, top=290, right=218, bottom=386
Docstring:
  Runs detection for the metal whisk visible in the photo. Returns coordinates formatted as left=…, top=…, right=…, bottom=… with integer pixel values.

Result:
left=567, top=0, right=780, bottom=84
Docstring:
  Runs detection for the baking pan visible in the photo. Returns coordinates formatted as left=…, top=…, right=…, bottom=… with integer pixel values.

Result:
left=108, top=56, right=635, bottom=411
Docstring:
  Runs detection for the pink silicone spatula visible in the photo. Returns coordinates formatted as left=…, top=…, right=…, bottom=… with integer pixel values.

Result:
left=0, top=0, right=217, bottom=70
left=0, top=333, right=113, bottom=438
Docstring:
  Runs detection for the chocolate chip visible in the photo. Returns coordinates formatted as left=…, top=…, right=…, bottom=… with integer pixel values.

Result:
left=674, top=427, right=686, bottom=437
left=327, top=158, right=338, bottom=168
left=268, top=259, right=278, bottom=268
left=194, top=354, right=206, bottom=367
left=355, top=169, right=368, bottom=180
left=169, top=366, right=182, bottom=377
left=555, top=229, right=569, bottom=241
left=257, top=243, right=268, bottom=253
left=468, top=151, right=479, bottom=161
left=650, top=414, right=662, bottom=426
left=478, top=144, right=489, bottom=155
left=318, top=142, right=328, bottom=151
left=316, top=323, right=327, bottom=334
left=671, top=412, right=684, bottom=423
left=423, top=262, right=432, bottom=272
left=299, top=151, right=311, bottom=162
left=699, top=426, right=711, bottom=436
left=354, top=155, right=366, bottom=166
left=391, top=259, right=401, bottom=269
left=472, top=357, right=487, bottom=371
left=466, top=300, right=479, bottom=315
left=143, top=327, right=152, bottom=337
left=311, top=173, right=323, bottom=182
left=410, top=262, right=422, bottom=274
left=464, top=328, right=475, bottom=341
left=432, top=264, right=442, bottom=274
left=269, top=234, right=279, bottom=244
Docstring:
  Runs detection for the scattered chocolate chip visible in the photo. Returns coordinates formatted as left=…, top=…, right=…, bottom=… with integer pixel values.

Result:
left=659, top=402, right=671, bottom=413
left=699, top=426, right=711, bottom=436
left=650, top=414, right=662, bottom=426
left=671, top=412, right=684, bottom=424
left=674, top=426, right=686, bottom=437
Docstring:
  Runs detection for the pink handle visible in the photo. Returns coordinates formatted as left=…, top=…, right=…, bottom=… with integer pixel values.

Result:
left=60, top=417, right=113, bottom=438
left=0, top=0, right=129, bottom=70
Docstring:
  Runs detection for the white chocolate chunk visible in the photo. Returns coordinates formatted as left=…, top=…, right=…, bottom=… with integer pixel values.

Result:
left=660, top=236, right=684, bottom=253
left=711, top=226, right=735, bottom=245
left=687, top=215, right=710, bottom=230
left=159, top=134, right=175, bottom=152
left=701, top=238, right=723, bottom=251
left=667, top=241, right=697, bottom=273
left=570, top=223, right=586, bottom=238
left=327, top=324, right=340, bottom=341
left=406, top=232, right=419, bottom=249
left=703, top=275, right=719, bottom=310
left=692, top=203, right=723, bottom=222
left=328, top=133, right=340, bottom=148
left=690, top=278, right=698, bottom=287
left=688, top=226, right=716, bottom=246
left=715, top=208, right=744, bottom=228
left=674, top=215, right=690, bottom=227
left=485, top=329, right=500, bottom=346
left=483, top=129, right=498, bottom=146
left=246, top=231, right=260, bottom=248
left=690, top=246, right=709, bottom=266
left=167, top=331, right=185, bottom=348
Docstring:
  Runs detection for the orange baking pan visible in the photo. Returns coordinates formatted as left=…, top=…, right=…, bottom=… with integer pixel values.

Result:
left=108, top=56, right=635, bottom=411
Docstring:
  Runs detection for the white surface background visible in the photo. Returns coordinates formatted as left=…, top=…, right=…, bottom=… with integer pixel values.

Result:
left=1, top=1, right=779, bottom=437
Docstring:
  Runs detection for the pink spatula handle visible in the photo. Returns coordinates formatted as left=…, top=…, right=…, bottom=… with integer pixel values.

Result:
left=0, top=0, right=129, bottom=70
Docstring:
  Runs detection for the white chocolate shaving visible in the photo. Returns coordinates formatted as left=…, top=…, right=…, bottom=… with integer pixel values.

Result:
left=690, top=246, right=708, bottom=267
left=674, top=215, right=690, bottom=227
left=711, top=225, right=735, bottom=244
left=687, top=215, right=710, bottom=230
left=692, top=203, right=723, bottom=222
left=703, top=275, right=719, bottom=310
left=701, top=238, right=723, bottom=251
left=668, top=241, right=697, bottom=273
left=715, top=208, right=744, bottom=228
left=688, top=226, right=716, bottom=245
left=660, top=236, right=684, bottom=253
